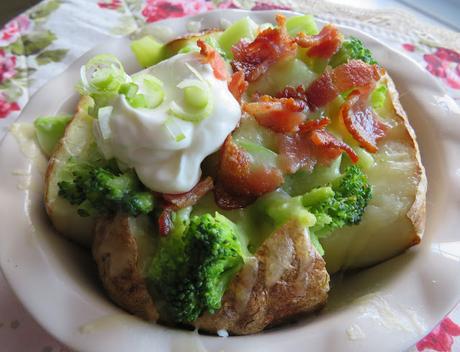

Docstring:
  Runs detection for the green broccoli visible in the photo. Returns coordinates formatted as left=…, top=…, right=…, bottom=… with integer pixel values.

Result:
left=148, top=212, right=246, bottom=323
left=302, top=165, right=372, bottom=238
left=330, top=37, right=377, bottom=67
left=58, top=162, right=155, bottom=217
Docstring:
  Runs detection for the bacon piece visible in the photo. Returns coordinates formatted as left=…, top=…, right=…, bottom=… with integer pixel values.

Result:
left=228, top=70, right=248, bottom=102
left=276, top=85, right=309, bottom=109
left=310, top=129, right=359, bottom=163
left=299, top=116, right=330, bottom=133
left=214, top=183, right=255, bottom=210
left=231, top=15, right=297, bottom=82
left=243, top=95, right=305, bottom=133
left=295, top=24, right=342, bottom=59
left=197, top=39, right=228, bottom=80
left=278, top=132, right=317, bottom=174
left=216, top=135, right=284, bottom=208
left=158, top=207, right=174, bottom=237
left=306, top=60, right=381, bottom=110
left=162, top=176, right=214, bottom=209
left=278, top=117, right=358, bottom=173
left=340, top=90, right=390, bottom=153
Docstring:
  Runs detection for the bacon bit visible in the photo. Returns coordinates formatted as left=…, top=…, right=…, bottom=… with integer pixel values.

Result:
left=276, top=85, right=309, bottom=109
left=231, top=14, right=297, bottom=82
left=310, top=129, right=359, bottom=163
left=340, top=90, right=390, bottom=153
left=197, top=39, right=228, bottom=80
left=228, top=70, right=248, bottom=102
left=216, top=135, right=284, bottom=208
left=299, top=116, right=330, bottom=133
left=278, top=132, right=317, bottom=174
left=158, top=207, right=174, bottom=237
left=278, top=116, right=358, bottom=173
left=214, top=183, right=255, bottom=210
left=243, top=95, right=305, bottom=133
left=306, top=60, right=381, bottom=110
left=295, top=24, right=342, bottom=59
left=162, top=176, right=214, bottom=209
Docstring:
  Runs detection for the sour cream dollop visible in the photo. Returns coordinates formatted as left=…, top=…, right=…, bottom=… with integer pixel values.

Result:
left=94, top=52, right=241, bottom=194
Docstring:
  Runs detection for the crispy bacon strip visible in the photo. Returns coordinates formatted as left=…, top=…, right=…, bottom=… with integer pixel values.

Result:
left=276, top=85, right=309, bottom=109
left=158, top=207, right=174, bottom=237
left=340, top=90, right=390, bottom=153
left=295, top=24, right=342, bottom=58
left=299, top=116, right=330, bottom=133
left=159, top=177, right=214, bottom=236
left=197, top=39, right=228, bottom=80
left=310, top=129, right=359, bottom=163
left=243, top=95, right=305, bottom=133
left=216, top=135, right=284, bottom=209
left=278, top=117, right=358, bottom=173
left=228, top=70, right=248, bottom=102
left=231, top=15, right=297, bottom=82
left=306, top=60, right=381, bottom=110
left=214, top=183, right=255, bottom=210
left=162, top=176, right=214, bottom=209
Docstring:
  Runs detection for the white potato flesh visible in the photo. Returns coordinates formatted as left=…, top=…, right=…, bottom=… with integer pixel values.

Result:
left=322, top=76, right=425, bottom=274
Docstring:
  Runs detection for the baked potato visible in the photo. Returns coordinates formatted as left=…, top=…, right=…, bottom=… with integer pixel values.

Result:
left=93, top=214, right=329, bottom=334
left=39, top=13, right=427, bottom=335
left=321, top=74, right=426, bottom=273
left=44, top=96, right=98, bottom=247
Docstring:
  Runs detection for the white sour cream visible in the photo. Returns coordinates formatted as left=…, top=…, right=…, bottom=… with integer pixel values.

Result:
left=95, top=52, right=241, bottom=193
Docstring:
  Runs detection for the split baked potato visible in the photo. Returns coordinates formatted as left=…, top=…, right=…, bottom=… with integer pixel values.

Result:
left=40, top=14, right=426, bottom=335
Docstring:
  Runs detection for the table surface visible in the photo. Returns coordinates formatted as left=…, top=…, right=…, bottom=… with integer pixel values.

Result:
left=0, top=1, right=459, bottom=351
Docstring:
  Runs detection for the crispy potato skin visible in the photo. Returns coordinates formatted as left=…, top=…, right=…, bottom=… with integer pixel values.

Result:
left=92, top=216, right=329, bottom=334
left=93, top=214, right=159, bottom=321
left=44, top=96, right=96, bottom=247
left=195, top=221, right=329, bottom=334
left=385, top=73, right=427, bottom=240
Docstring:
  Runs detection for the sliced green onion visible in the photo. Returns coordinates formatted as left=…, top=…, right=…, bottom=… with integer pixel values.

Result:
left=169, top=99, right=213, bottom=123
left=164, top=116, right=186, bottom=142
left=128, top=74, right=165, bottom=109
left=177, top=78, right=209, bottom=110
left=185, top=62, right=207, bottom=84
left=77, top=54, right=127, bottom=105
left=169, top=78, right=212, bottom=122
left=119, top=82, right=138, bottom=99
left=130, top=35, right=166, bottom=68
left=97, top=106, right=113, bottom=140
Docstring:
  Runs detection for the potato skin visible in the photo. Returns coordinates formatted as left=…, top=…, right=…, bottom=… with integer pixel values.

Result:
left=195, top=221, right=329, bottom=334
left=44, top=96, right=97, bottom=247
left=92, top=216, right=329, bottom=334
left=93, top=214, right=159, bottom=321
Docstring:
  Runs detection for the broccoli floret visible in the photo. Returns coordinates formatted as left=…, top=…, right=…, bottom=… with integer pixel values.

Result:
left=148, top=213, right=246, bottom=323
left=58, top=162, right=155, bottom=217
left=330, top=37, right=377, bottom=67
left=302, top=165, right=372, bottom=238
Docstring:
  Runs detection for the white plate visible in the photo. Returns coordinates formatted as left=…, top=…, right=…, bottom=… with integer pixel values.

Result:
left=1, top=9, right=460, bottom=352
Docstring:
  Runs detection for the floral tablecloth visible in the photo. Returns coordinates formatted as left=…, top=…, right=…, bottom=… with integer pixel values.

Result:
left=0, top=0, right=459, bottom=351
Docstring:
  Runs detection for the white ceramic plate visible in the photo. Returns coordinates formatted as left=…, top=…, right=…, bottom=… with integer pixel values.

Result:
left=1, top=9, right=460, bottom=352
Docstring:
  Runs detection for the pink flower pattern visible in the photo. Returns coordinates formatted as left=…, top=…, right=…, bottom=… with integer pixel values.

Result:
left=417, top=317, right=460, bottom=352
left=97, top=0, right=123, bottom=10
left=251, top=1, right=291, bottom=10
left=141, top=0, right=211, bottom=23
left=402, top=43, right=416, bottom=52
left=0, top=49, right=17, bottom=84
left=423, top=48, right=460, bottom=90
left=0, top=93, right=20, bottom=119
left=1, top=15, right=30, bottom=42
